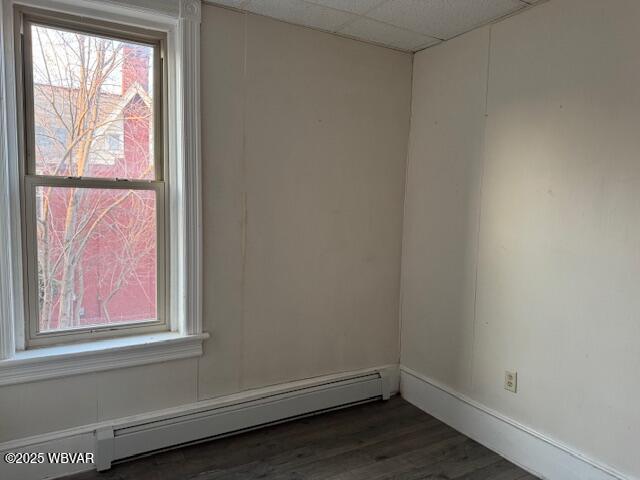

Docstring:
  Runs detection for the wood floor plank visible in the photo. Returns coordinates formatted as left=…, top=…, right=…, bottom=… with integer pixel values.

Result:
left=368, top=438, right=502, bottom=480
left=263, top=424, right=459, bottom=480
left=455, top=458, right=531, bottom=480
left=197, top=419, right=450, bottom=480
left=65, top=397, right=539, bottom=480
left=184, top=403, right=441, bottom=478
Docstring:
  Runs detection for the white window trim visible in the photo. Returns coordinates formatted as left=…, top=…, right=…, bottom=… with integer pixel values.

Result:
left=0, top=0, right=206, bottom=384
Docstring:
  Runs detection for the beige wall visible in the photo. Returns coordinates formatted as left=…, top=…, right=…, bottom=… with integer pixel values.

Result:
left=198, top=4, right=411, bottom=396
left=401, top=0, right=640, bottom=476
left=0, top=4, right=412, bottom=442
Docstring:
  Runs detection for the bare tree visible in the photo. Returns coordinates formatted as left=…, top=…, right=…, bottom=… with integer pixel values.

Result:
left=32, top=26, right=156, bottom=331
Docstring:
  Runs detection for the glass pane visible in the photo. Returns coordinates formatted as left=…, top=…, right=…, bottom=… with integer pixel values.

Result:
left=35, top=186, right=158, bottom=332
left=30, top=24, right=156, bottom=180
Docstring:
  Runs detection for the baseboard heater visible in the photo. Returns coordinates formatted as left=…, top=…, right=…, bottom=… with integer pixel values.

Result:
left=96, top=371, right=390, bottom=470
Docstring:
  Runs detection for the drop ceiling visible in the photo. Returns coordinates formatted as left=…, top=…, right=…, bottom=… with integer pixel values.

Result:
left=207, top=0, right=543, bottom=52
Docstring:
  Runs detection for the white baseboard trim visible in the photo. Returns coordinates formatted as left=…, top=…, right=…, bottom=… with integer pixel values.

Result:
left=400, top=366, right=633, bottom=480
left=0, top=364, right=399, bottom=480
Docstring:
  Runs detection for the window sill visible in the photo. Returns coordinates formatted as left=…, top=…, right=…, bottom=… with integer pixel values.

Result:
left=0, top=331, right=209, bottom=386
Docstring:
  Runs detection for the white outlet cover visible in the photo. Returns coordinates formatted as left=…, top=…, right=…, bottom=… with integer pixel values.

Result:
left=505, top=370, right=517, bottom=393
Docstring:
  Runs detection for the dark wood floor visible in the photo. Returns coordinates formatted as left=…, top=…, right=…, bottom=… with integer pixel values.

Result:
left=68, top=396, right=538, bottom=480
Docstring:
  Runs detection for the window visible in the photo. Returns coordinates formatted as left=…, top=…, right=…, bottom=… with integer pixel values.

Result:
left=107, top=133, right=122, bottom=152
left=0, top=0, right=203, bottom=380
left=17, top=8, right=167, bottom=346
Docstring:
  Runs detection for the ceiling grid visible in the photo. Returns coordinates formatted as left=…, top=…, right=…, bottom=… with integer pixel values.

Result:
left=207, top=0, right=544, bottom=52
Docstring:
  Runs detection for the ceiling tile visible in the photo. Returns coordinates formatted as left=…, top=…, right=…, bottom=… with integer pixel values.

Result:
left=367, top=0, right=525, bottom=39
left=245, top=0, right=357, bottom=32
left=340, top=17, right=440, bottom=51
left=305, top=0, right=385, bottom=15
left=209, top=0, right=249, bottom=8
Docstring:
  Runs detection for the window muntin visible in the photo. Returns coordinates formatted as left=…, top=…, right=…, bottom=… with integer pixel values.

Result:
left=18, top=10, right=167, bottom=346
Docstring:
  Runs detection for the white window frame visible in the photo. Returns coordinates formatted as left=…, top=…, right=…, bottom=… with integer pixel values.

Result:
left=19, top=8, right=169, bottom=347
left=0, top=0, right=206, bottom=384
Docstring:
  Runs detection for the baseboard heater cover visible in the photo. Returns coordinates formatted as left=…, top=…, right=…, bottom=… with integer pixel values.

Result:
left=96, top=371, right=388, bottom=470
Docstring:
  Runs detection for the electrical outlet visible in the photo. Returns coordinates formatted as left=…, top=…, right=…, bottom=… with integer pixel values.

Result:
left=504, top=370, right=517, bottom=393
